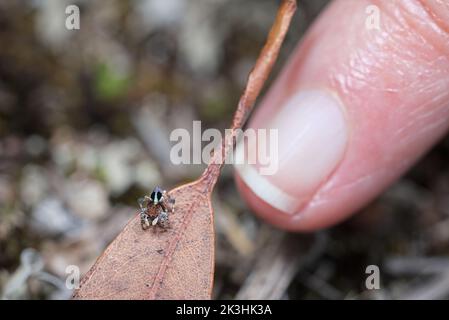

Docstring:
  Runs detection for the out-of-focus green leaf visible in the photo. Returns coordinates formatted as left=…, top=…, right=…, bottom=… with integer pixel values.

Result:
left=94, top=63, right=130, bottom=100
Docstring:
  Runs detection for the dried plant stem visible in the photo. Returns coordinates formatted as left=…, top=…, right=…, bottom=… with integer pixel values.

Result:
left=200, top=0, right=297, bottom=191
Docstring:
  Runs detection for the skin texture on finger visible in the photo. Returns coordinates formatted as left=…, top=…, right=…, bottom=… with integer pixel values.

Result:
left=235, top=0, right=449, bottom=231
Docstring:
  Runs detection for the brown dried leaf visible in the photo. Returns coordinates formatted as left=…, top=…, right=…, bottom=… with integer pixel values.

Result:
left=73, top=0, right=296, bottom=300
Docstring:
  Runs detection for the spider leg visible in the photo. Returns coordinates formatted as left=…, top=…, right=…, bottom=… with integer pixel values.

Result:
left=138, top=196, right=152, bottom=210
left=157, top=211, right=170, bottom=229
left=137, top=197, right=146, bottom=210
left=140, top=212, right=150, bottom=230
left=166, top=196, right=175, bottom=213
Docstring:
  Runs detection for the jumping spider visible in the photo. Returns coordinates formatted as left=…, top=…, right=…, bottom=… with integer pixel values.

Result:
left=139, top=187, right=175, bottom=230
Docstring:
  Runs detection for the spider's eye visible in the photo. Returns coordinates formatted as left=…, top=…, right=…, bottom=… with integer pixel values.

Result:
left=150, top=191, right=156, bottom=201
left=156, top=192, right=162, bottom=201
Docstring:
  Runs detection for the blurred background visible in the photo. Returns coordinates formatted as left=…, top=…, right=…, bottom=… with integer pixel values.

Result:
left=1, top=0, right=449, bottom=300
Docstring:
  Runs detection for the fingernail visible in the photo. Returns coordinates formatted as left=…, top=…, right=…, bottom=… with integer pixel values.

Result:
left=236, top=90, right=349, bottom=214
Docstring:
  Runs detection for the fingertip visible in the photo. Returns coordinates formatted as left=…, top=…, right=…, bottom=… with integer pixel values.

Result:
left=233, top=0, right=449, bottom=231
left=235, top=172, right=324, bottom=231
left=234, top=172, right=295, bottom=230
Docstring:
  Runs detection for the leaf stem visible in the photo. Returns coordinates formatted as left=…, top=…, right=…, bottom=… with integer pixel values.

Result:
left=200, top=0, right=297, bottom=192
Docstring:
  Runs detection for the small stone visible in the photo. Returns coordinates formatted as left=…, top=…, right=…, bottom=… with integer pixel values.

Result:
left=25, top=135, right=47, bottom=157
left=100, top=139, right=140, bottom=195
left=65, top=178, right=109, bottom=220
left=20, top=165, right=48, bottom=208
left=31, top=198, right=80, bottom=236
left=134, top=161, right=161, bottom=191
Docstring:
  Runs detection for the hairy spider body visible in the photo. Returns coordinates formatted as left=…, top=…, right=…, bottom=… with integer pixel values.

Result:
left=139, top=187, right=175, bottom=230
